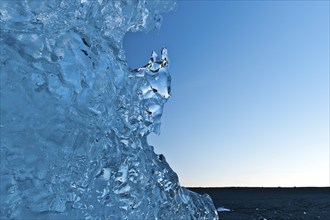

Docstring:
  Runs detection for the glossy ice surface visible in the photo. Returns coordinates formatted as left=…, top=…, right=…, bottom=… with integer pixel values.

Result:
left=0, top=0, right=218, bottom=219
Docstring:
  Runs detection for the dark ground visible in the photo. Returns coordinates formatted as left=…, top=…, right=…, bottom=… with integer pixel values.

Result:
left=188, top=187, right=330, bottom=220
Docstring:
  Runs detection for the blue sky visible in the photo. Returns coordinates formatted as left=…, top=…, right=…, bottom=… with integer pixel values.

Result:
left=124, top=1, right=329, bottom=187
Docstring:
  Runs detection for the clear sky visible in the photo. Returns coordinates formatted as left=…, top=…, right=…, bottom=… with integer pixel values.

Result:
left=123, top=1, right=329, bottom=187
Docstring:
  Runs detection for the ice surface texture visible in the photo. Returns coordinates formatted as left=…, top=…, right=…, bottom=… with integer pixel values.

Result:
left=0, top=0, right=218, bottom=219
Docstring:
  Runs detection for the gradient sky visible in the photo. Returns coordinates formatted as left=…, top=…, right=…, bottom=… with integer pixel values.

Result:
left=124, top=1, right=329, bottom=187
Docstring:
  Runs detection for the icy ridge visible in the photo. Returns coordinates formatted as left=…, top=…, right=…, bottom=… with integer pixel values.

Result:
left=0, top=0, right=218, bottom=219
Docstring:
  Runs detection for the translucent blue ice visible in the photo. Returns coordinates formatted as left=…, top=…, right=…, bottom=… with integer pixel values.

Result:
left=0, top=0, right=218, bottom=219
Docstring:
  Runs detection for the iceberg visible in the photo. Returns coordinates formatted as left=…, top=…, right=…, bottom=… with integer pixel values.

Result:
left=0, top=0, right=218, bottom=219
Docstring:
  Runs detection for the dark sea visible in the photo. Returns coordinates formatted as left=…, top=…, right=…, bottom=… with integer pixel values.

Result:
left=188, top=187, right=330, bottom=220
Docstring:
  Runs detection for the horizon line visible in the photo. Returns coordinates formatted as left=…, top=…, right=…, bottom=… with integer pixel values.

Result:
left=184, top=186, right=330, bottom=188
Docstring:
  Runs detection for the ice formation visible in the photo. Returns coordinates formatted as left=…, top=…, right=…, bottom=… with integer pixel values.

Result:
left=0, top=0, right=218, bottom=219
